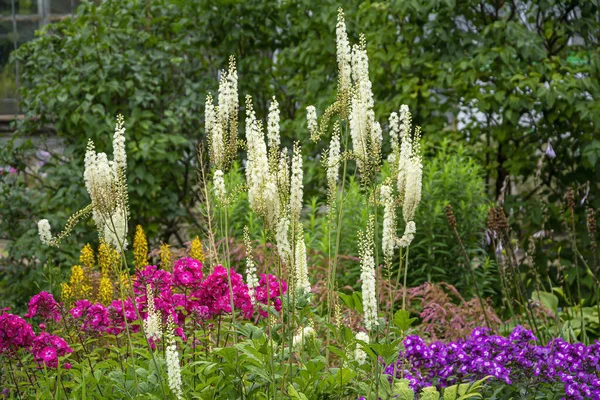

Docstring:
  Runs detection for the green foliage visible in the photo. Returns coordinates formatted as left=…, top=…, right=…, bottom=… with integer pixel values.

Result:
left=411, top=142, right=493, bottom=296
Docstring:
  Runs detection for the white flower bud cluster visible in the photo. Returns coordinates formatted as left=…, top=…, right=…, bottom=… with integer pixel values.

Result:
left=243, top=226, right=259, bottom=304
left=165, top=315, right=183, bottom=400
left=380, top=184, right=396, bottom=264
left=294, top=228, right=311, bottom=296
left=213, top=169, right=226, bottom=203
left=354, top=331, right=369, bottom=365
left=144, top=285, right=162, bottom=341
left=348, top=35, right=381, bottom=183
left=37, top=219, right=53, bottom=246
left=38, top=116, right=128, bottom=249
left=358, top=216, right=378, bottom=330
left=245, top=95, right=280, bottom=228
left=207, top=56, right=239, bottom=171
left=306, top=105, right=318, bottom=141
left=290, top=143, right=304, bottom=224
left=84, top=115, right=129, bottom=249
left=336, top=8, right=352, bottom=96
left=267, top=97, right=280, bottom=151
left=292, top=325, right=315, bottom=348
left=327, top=124, right=341, bottom=200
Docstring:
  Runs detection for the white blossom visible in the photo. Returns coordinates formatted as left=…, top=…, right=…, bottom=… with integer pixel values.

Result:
left=327, top=126, right=341, bottom=197
left=103, top=205, right=128, bottom=250
left=267, top=97, right=280, bottom=151
left=349, top=37, right=379, bottom=178
left=398, top=221, right=416, bottom=248
left=336, top=8, right=352, bottom=95
left=380, top=184, right=396, bottom=264
left=402, top=135, right=422, bottom=223
left=218, top=56, right=238, bottom=129
left=354, top=331, right=369, bottom=365
left=276, top=149, right=290, bottom=199
left=275, top=214, right=291, bottom=264
left=294, top=229, right=311, bottom=296
left=290, top=143, right=303, bottom=223
left=359, top=217, right=378, bottom=330
left=213, top=169, right=226, bottom=203
left=244, top=95, right=280, bottom=228
left=245, top=96, right=270, bottom=212
left=396, top=105, right=413, bottom=201
left=144, top=285, right=162, bottom=341
left=165, top=315, right=183, bottom=400
left=306, top=106, right=318, bottom=141
left=292, top=325, right=315, bottom=347
left=37, top=219, right=53, bottom=246
left=243, top=227, right=259, bottom=304
left=112, top=115, right=126, bottom=173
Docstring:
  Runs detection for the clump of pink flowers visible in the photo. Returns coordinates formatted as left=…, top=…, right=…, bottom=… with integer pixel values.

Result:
left=25, top=291, right=61, bottom=322
left=2, top=257, right=288, bottom=371
left=0, top=310, right=72, bottom=369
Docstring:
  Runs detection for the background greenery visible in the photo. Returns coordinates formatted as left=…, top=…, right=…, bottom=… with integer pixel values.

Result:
left=1, top=0, right=599, bottom=314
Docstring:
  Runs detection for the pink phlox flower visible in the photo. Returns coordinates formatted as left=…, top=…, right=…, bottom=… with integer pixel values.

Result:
left=195, top=266, right=253, bottom=319
left=107, top=299, right=138, bottom=335
left=31, top=332, right=72, bottom=368
left=83, top=303, right=110, bottom=332
left=133, top=265, right=173, bottom=296
left=70, top=299, right=92, bottom=319
left=25, top=291, right=61, bottom=322
left=0, top=313, right=35, bottom=353
left=173, top=257, right=203, bottom=289
left=255, top=274, right=288, bottom=318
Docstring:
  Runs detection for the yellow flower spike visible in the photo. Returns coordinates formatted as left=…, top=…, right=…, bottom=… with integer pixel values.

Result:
left=190, top=236, right=205, bottom=263
left=98, top=240, right=120, bottom=277
left=70, top=265, right=84, bottom=286
left=118, top=272, right=131, bottom=292
left=60, top=282, right=73, bottom=305
left=81, top=283, right=93, bottom=299
left=80, top=243, right=95, bottom=270
left=98, top=240, right=111, bottom=275
left=160, top=243, right=173, bottom=271
left=133, top=225, right=149, bottom=270
left=98, top=274, right=113, bottom=305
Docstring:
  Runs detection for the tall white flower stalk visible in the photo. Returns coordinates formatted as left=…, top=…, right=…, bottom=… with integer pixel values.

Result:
left=243, top=226, right=259, bottom=304
left=245, top=95, right=280, bottom=229
left=336, top=8, right=352, bottom=98
left=206, top=56, right=238, bottom=171
left=306, top=105, right=319, bottom=142
left=354, top=331, right=369, bottom=365
left=358, top=216, right=378, bottom=330
left=144, top=284, right=162, bottom=341
left=213, top=169, right=227, bottom=203
left=380, top=183, right=396, bottom=267
left=290, top=142, right=304, bottom=225
left=38, top=115, right=129, bottom=250
left=165, top=315, right=183, bottom=400
left=267, top=97, right=281, bottom=153
left=294, top=227, right=311, bottom=296
left=326, top=123, right=341, bottom=202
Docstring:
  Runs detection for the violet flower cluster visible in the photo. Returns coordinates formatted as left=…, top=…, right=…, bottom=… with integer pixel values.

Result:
left=386, top=326, right=600, bottom=399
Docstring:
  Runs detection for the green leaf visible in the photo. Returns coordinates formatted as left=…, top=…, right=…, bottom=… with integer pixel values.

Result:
left=532, top=291, right=559, bottom=316
left=393, top=310, right=417, bottom=332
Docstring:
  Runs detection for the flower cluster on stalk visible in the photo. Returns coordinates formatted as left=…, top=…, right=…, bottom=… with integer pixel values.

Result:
left=37, top=115, right=129, bottom=250
left=387, top=326, right=600, bottom=399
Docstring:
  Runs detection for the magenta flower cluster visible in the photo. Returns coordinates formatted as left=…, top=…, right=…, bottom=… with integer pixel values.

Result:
left=131, top=259, right=287, bottom=325
left=2, top=259, right=286, bottom=370
left=386, top=326, right=600, bottom=399
left=1, top=303, right=72, bottom=369
left=61, top=259, right=287, bottom=337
